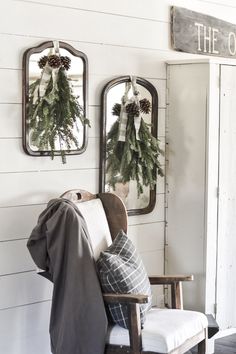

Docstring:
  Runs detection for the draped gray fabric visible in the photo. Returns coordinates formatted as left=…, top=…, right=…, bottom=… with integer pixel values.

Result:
left=27, top=198, right=107, bottom=354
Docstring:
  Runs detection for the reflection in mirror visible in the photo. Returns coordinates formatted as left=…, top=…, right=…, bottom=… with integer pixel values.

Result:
left=23, top=41, right=89, bottom=163
left=100, top=76, right=164, bottom=216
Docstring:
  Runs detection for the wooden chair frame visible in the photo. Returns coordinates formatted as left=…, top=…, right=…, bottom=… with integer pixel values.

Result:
left=61, top=189, right=207, bottom=354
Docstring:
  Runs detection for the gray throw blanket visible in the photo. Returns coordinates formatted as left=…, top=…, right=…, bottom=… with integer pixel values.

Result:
left=27, top=198, right=107, bottom=354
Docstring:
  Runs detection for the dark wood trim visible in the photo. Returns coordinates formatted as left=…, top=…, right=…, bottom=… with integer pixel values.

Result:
left=149, top=275, right=193, bottom=284
left=22, top=40, right=88, bottom=157
left=103, top=293, right=148, bottom=305
left=128, top=303, right=142, bottom=354
left=99, top=76, right=159, bottom=216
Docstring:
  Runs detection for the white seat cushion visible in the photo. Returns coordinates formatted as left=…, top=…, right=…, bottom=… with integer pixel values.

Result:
left=76, top=199, right=112, bottom=260
left=106, top=308, right=208, bottom=353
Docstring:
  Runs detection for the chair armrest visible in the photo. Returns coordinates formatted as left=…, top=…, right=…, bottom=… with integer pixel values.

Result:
left=103, top=293, right=145, bottom=353
left=149, top=275, right=193, bottom=310
left=149, top=274, right=193, bottom=285
left=103, top=293, right=148, bottom=305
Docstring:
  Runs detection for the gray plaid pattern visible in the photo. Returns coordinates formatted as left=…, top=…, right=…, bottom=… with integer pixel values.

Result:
left=97, top=230, right=152, bottom=329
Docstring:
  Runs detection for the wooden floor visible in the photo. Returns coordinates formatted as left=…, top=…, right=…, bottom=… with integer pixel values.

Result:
left=214, top=334, right=236, bottom=354
left=187, top=334, right=236, bottom=354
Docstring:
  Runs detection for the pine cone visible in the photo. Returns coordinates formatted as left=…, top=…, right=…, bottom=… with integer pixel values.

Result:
left=38, top=55, right=48, bottom=69
left=126, top=102, right=140, bottom=117
left=61, top=56, right=71, bottom=70
left=48, top=55, right=61, bottom=68
left=112, top=103, right=121, bottom=116
left=140, top=98, right=151, bottom=114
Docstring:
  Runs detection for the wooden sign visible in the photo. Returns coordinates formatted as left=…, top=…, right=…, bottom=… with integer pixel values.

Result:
left=171, top=6, right=236, bottom=58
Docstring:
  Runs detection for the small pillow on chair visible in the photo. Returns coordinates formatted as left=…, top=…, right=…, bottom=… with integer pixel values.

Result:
left=97, top=230, right=152, bottom=329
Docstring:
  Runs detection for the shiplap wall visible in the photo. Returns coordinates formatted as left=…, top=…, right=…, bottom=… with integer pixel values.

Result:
left=0, top=0, right=235, bottom=353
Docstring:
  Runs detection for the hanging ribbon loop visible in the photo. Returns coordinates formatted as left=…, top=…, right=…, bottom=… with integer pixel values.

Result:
left=117, top=76, right=141, bottom=142
left=118, top=81, right=131, bottom=142
left=33, top=41, right=60, bottom=103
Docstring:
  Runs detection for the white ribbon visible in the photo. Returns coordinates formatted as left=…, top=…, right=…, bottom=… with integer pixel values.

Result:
left=118, top=81, right=131, bottom=142
left=131, top=76, right=141, bottom=141
left=33, top=41, right=60, bottom=103
left=117, top=76, right=141, bottom=142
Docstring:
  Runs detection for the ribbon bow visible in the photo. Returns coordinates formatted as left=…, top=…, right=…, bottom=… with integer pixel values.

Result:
left=33, top=40, right=60, bottom=104
left=118, top=76, right=141, bottom=142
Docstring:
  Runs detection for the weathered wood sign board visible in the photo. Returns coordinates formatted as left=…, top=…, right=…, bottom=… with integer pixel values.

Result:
left=171, top=6, right=236, bottom=58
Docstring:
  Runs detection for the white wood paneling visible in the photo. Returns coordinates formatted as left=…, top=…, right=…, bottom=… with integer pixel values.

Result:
left=0, top=302, right=51, bottom=354
left=13, top=0, right=236, bottom=24
left=128, top=222, right=165, bottom=253
left=0, top=239, right=34, bottom=275
left=0, top=169, right=98, bottom=207
left=128, top=194, right=165, bottom=226
left=167, top=63, right=209, bottom=312
left=0, top=204, right=45, bottom=242
left=0, top=105, right=165, bottom=139
left=0, top=137, right=99, bottom=172
left=217, top=65, right=236, bottom=329
left=0, top=1, right=169, bottom=51
left=0, top=272, right=52, bottom=309
left=3, top=0, right=223, bottom=350
left=0, top=70, right=166, bottom=107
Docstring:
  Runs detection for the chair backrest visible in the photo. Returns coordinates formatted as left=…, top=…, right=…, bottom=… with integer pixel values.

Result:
left=61, top=189, right=128, bottom=260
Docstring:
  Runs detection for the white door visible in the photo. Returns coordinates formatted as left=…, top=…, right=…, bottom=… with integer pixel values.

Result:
left=216, top=65, right=236, bottom=330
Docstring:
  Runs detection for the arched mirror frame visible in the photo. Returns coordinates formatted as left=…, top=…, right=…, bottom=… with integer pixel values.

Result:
left=22, top=41, right=88, bottom=157
left=99, top=76, right=159, bottom=216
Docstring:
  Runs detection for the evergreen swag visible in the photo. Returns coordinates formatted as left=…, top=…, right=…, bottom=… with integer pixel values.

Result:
left=28, top=55, right=89, bottom=163
left=106, top=99, right=164, bottom=197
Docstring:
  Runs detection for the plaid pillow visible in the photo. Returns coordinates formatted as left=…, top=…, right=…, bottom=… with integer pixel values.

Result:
left=97, top=230, right=152, bottom=329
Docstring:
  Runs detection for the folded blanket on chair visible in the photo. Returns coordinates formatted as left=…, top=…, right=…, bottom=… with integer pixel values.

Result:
left=27, top=198, right=107, bottom=354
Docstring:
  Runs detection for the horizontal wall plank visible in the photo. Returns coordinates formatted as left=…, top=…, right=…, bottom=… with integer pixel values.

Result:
left=0, top=70, right=166, bottom=107
left=128, top=194, right=165, bottom=227
left=0, top=104, right=99, bottom=139
left=0, top=204, right=45, bottom=241
left=0, top=272, right=52, bottom=309
left=140, top=249, right=164, bottom=275
left=0, top=137, right=99, bottom=172
left=91, top=75, right=166, bottom=107
left=0, top=69, right=21, bottom=103
left=0, top=104, right=22, bottom=138
left=0, top=33, right=169, bottom=78
left=0, top=169, right=98, bottom=207
left=0, top=183, right=165, bottom=242
left=0, top=105, right=164, bottom=138
left=0, top=1, right=169, bottom=51
left=0, top=239, right=34, bottom=275
left=0, top=301, right=51, bottom=354
left=14, top=0, right=167, bottom=21
left=0, top=136, right=165, bottom=173
left=14, top=0, right=236, bottom=25
left=128, top=221, right=165, bottom=253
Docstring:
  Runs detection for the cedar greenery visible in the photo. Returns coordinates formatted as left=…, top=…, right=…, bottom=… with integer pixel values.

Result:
left=28, top=67, right=89, bottom=163
left=106, top=103, right=164, bottom=197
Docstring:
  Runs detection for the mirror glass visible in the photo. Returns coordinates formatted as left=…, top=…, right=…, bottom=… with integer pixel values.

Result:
left=100, top=77, right=160, bottom=216
left=23, top=41, right=88, bottom=159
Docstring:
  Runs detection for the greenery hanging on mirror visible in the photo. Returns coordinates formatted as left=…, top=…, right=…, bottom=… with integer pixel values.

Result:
left=106, top=77, right=164, bottom=197
left=28, top=42, right=89, bottom=163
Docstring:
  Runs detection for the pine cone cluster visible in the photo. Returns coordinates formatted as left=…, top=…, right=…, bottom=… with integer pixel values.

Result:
left=112, top=103, right=121, bottom=116
left=38, top=56, right=48, bottom=69
left=48, top=55, right=61, bottom=69
left=61, top=56, right=71, bottom=70
left=38, top=54, right=71, bottom=70
left=126, top=102, right=140, bottom=117
left=140, top=98, right=151, bottom=114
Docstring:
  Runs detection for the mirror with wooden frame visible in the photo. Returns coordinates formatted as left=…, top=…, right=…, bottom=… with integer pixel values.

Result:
left=100, top=76, right=163, bottom=216
left=22, top=41, right=88, bottom=162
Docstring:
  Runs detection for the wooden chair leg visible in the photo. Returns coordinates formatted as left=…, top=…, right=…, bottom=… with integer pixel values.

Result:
left=198, top=338, right=206, bottom=354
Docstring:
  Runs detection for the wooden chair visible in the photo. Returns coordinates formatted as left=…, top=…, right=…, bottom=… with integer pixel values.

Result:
left=61, top=189, right=208, bottom=354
